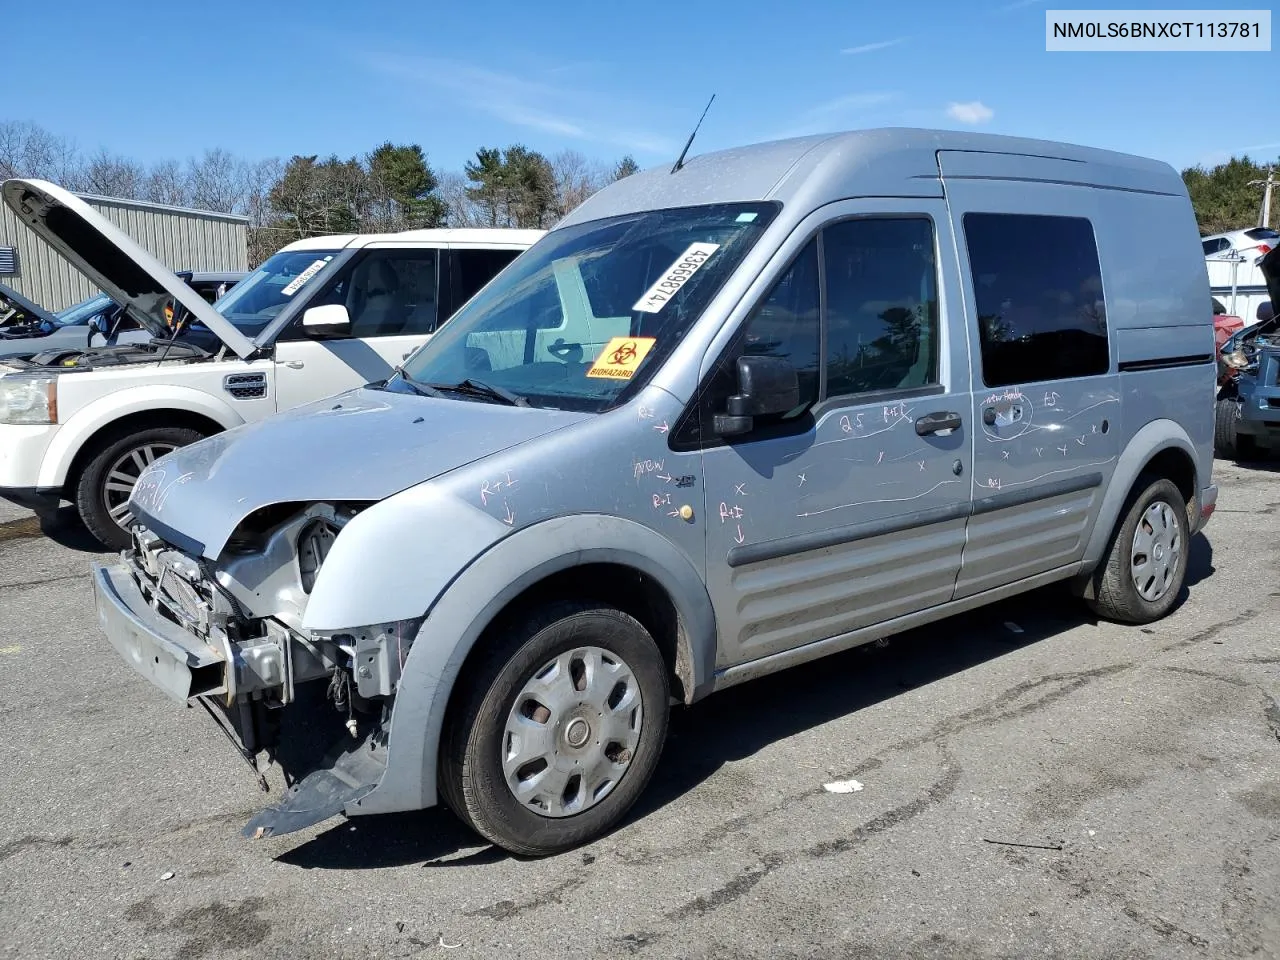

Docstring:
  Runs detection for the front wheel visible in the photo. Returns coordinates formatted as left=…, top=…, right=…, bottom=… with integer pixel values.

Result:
left=75, top=426, right=205, bottom=550
left=1085, top=477, right=1190, bottom=624
left=440, top=602, right=670, bottom=856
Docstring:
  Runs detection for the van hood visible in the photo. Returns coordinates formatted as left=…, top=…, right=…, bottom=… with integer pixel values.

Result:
left=128, top=386, right=592, bottom=559
left=0, top=179, right=257, bottom=360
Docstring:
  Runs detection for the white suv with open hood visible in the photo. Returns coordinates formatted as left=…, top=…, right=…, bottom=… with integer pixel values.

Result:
left=0, top=179, right=540, bottom=548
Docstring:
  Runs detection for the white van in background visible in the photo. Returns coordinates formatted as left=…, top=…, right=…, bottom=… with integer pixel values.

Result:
left=0, top=178, right=540, bottom=547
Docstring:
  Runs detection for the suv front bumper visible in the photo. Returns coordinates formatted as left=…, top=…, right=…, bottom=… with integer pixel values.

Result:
left=92, top=562, right=228, bottom=704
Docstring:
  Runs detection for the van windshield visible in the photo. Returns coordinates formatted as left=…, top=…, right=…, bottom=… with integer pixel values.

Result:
left=395, top=202, right=779, bottom=412
left=213, top=248, right=342, bottom=335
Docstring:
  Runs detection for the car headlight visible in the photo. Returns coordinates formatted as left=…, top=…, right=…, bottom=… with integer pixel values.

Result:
left=1224, top=350, right=1252, bottom=370
left=0, top=376, right=58, bottom=424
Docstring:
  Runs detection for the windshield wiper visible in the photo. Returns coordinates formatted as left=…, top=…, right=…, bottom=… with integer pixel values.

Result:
left=395, top=372, right=447, bottom=399
left=422, top=378, right=529, bottom=407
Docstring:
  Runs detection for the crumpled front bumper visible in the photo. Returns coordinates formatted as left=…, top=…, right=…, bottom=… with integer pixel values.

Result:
left=91, top=562, right=228, bottom=704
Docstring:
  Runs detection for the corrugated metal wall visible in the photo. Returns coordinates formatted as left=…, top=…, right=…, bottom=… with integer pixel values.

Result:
left=0, top=194, right=248, bottom=312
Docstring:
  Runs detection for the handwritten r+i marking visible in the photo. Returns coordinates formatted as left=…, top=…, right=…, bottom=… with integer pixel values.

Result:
left=718, top=502, right=745, bottom=522
left=479, top=470, right=517, bottom=506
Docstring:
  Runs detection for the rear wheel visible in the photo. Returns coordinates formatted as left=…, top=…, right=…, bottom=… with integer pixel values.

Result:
left=440, top=601, right=669, bottom=856
left=74, top=426, right=205, bottom=550
left=1086, top=476, right=1189, bottom=624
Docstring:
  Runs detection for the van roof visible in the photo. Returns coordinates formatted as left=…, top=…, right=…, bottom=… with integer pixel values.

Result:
left=279, top=227, right=545, bottom=252
left=558, top=127, right=1184, bottom=228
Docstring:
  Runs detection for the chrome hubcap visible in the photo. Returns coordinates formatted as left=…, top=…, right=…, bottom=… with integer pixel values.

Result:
left=502, top=646, right=643, bottom=819
left=103, top=443, right=177, bottom=531
left=1131, top=499, right=1182, bottom=603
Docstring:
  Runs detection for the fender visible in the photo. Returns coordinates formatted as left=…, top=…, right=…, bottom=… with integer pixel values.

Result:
left=347, top=513, right=718, bottom=817
left=1077, top=418, right=1199, bottom=578
left=38, top=384, right=243, bottom=489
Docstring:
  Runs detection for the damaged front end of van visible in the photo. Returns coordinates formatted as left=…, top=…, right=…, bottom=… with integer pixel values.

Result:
left=91, top=388, right=595, bottom=839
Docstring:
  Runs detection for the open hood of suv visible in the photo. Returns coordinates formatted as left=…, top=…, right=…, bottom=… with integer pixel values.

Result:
left=0, top=179, right=257, bottom=360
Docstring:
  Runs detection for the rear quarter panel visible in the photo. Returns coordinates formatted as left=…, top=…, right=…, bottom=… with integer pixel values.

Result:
left=1094, top=186, right=1215, bottom=491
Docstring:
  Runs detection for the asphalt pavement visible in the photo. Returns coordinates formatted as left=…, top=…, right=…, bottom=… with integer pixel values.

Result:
left=1, top=459, right=1278, bottom=960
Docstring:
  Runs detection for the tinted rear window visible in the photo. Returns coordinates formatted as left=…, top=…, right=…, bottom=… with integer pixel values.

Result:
left=963, top=213, right=1109, bottom=388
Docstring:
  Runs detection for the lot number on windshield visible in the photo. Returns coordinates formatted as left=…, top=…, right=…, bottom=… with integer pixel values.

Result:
left=632, top=243, right=720, bottom=314
left=281, top=258, right=331, bottom=297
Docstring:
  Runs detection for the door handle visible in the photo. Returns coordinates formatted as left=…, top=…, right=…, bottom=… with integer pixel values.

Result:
left=283, top=360, right=305, bottom=370
left=982, top=407, right=997, bottom=426
left=915, top=411, right=962, bottom=436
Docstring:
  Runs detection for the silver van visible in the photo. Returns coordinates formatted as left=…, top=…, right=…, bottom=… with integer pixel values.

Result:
left=93, top=129, right=1217, bottom=856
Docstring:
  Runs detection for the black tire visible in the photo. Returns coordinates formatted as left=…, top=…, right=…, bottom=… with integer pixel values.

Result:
left=1214, top=398, right=1240, bottom=459
left=74, top=426, right=205, bottom=550
left=440, top=601, right=670, bottom=857
left=1085, top=476, right=1190, bottom=624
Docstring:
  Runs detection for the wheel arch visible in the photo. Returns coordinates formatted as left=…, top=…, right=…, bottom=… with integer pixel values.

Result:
left=1076, top=418, right=1200, bottom=597
left=39, top=387, right=242, bottom=491
left=348, top=514, right=717, bottom=818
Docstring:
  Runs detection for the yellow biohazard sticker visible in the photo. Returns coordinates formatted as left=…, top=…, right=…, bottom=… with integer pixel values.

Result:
left=586, top=336, right=657, bottom=379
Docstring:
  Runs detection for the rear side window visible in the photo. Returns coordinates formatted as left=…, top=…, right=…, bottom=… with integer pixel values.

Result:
left=1203, top=237, right=1229, bottom=256
left=963, top=213, right=1109, bottom=388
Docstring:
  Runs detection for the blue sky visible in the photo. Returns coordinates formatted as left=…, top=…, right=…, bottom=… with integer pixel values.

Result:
left=10, top=0, right=1278, bottom=174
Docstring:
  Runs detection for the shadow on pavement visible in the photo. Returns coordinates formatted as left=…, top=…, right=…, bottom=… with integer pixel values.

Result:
left=279, top=532, right=1217, bottom=870
left=36, top=506, right=111, bottom=553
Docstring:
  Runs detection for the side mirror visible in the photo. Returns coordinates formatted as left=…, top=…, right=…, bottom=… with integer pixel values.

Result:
left=713, top=355, right=800, bottom=437
left=86, top=313, right=109, bottom=343
left=301, top=304, right=351, bottom=338
left=1258, top=301, right=1274, bottom=323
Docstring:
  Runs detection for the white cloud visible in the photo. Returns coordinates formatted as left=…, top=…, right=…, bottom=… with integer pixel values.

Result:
left=840, top=37, right=909, bottom=55
left=356, top=54, right=674, bottom=156
left=946, top=100, right=995, bottom=124
left=996, top=0, right=1045, bottom=11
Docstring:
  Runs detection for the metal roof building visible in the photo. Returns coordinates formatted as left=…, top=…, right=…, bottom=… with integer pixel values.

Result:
left=0, top=192, right=248, bottom=311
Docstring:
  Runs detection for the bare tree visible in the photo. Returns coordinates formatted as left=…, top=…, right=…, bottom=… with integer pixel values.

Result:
left=187, top=148, right=245, bottom=212
left=551, top=149, right=608, bottom=218
left=242, top=157, right=282, bottom=226
left=82, top=147, right=146, bottom=199
left=0, top=120, right=83, bottom=184
left=437, top=169, right=482, bottom=227
left=144, top=159, right=191, bottom=206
